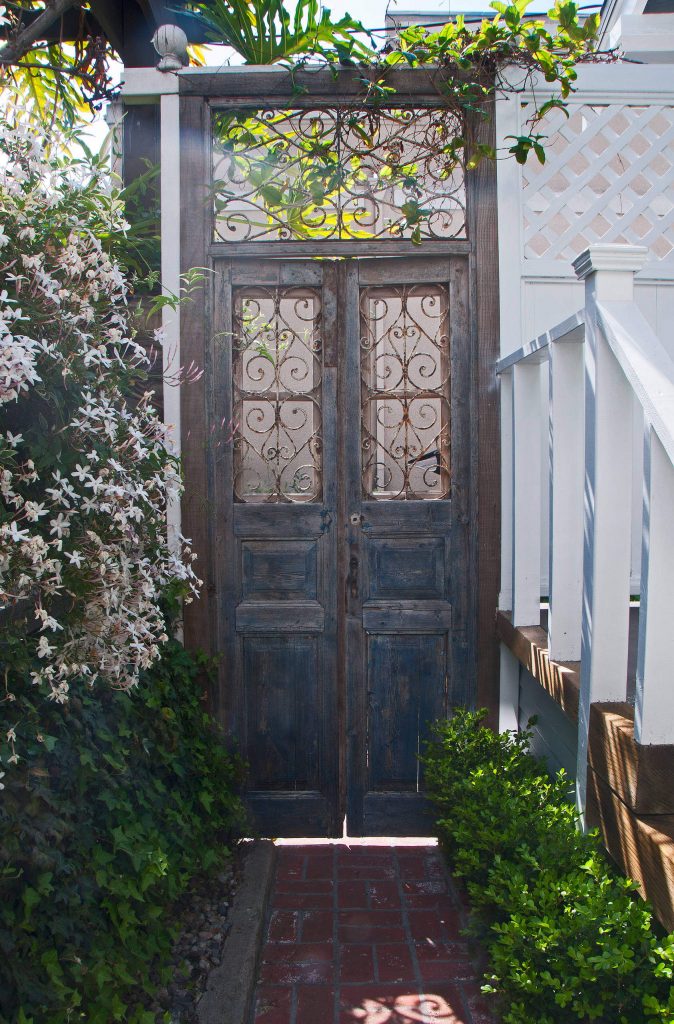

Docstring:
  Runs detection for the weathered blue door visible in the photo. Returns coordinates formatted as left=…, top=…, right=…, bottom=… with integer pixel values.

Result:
left=218, top=258, right=340, bottom=836
left=342, top=256, right=472, bottom=835
left=217, top=255, right=472, bottom=836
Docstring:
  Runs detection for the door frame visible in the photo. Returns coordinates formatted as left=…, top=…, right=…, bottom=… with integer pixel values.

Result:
left=176, top=90, right=501, bottom=824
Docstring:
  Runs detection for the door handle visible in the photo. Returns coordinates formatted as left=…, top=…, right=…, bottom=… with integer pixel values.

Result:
left=348, top=555, right=359, bottom=600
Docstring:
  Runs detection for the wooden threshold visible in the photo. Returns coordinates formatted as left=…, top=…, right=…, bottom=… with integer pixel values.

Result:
left=497, top=607, right=674, bottom=931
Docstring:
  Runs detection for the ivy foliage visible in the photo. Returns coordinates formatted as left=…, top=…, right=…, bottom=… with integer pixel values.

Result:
left=0, top=641, right=246, bottom=1024
left=205, top=0, right=605, bottom=241
left=423, top=710, right=674, bottom=1024
left=379, top=0, right=601, bottom=166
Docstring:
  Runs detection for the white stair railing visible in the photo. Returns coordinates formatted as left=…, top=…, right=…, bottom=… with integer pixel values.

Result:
left=498, top=243, right=674, bottom=816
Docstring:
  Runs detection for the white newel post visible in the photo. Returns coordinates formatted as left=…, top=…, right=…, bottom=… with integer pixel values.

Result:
left=573, top=244, right=648, bottom=820
left=548, top=334, right=585, bottom=661
left=635, top=427, right=674, bottom=745
left=511, top=361, right=542, bottom=626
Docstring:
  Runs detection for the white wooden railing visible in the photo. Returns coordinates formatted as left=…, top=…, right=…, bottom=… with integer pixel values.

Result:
left=498, top=243, right=674, bottom=813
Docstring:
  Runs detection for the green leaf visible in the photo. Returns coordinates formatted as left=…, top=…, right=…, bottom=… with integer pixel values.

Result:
left=536, top=98, right=570, bottom=120
left=22, top=887, right=40, bottom=920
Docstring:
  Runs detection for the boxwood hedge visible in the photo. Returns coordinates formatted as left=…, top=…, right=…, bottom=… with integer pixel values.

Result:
left=423, top=709, right=674, bottom=1024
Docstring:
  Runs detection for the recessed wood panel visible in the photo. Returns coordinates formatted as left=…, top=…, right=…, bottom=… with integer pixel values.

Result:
left=367, top=633, right=447, bottom=791
left=242, top=541, right=317, bottom=601
left=244, top=635, right=320, bottom=790
left=368, top=538, right=445, bottom=600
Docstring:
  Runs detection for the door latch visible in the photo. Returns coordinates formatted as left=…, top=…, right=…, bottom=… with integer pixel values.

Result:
left=347, top=555, right=359, bottom=599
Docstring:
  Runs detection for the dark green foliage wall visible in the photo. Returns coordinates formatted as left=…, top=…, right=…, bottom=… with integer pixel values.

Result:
left=0, top=641, right=246, bottom=1024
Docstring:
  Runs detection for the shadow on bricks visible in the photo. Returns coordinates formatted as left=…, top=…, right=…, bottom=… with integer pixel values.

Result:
left=250, top=841, right=500, bottom=1024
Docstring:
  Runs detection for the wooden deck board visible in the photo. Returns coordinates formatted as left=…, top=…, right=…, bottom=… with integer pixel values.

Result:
left=589, top=704, right=674, bottom=815
left=587, top=771, right=674, bottom=932
left=495, top=610, right=580, bottom=722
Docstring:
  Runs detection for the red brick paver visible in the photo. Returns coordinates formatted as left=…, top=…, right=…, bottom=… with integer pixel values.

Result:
left=250, top=842, right=499, bottom=1024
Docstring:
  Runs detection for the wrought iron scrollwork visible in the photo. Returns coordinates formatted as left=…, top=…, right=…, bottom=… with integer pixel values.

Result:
left=212, top=107, right=466, bottom=243
left=232, top=287, right=323, bottom=502
left=360, top=284, right=450, bottom=500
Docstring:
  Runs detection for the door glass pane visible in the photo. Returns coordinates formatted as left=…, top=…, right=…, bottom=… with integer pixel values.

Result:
left=233, top=286, right=322, bottom=502
left=360, top=283, right=450, bottom=500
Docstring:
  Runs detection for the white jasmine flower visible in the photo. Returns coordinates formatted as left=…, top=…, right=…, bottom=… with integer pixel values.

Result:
left=36, top=636, right=55, bottom=658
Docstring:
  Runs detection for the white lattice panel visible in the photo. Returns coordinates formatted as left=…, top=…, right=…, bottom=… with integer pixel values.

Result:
left=522, top=102, right=674, bottom=262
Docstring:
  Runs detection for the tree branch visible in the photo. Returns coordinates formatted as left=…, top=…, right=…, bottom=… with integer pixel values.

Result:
left=2, top=57, right=99, bottom=88
left=0, top=0, right=80, bottom=65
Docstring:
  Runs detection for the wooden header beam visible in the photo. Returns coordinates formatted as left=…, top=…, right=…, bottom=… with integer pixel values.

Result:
left=178, top=65, right=488, bottom=101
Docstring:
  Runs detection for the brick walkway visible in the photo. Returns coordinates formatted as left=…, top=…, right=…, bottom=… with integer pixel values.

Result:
left=250, top=841, right=499, bottom=1024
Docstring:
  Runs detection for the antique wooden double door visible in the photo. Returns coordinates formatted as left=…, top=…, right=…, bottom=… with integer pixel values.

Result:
left=213, top=254, right=473, bottom=836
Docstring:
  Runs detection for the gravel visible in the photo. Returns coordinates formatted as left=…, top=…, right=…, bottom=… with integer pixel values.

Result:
left=146, top=856, right=241, bottom=1024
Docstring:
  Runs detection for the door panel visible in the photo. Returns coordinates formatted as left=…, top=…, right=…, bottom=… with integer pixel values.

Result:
left=343, top=256, right=472, bottom=836
left=367, top=537, right=446, bottom=600
left=243, top=634, right=320, bottom=788
left=241, top=540, right=318, bottom=600
left=367, top=633, right=448, bottom=790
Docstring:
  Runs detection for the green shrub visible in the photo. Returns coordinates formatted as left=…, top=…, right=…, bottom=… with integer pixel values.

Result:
left=0, top=640, right=246, bottom=1024
left=423, top=709, right=674, bottom=1024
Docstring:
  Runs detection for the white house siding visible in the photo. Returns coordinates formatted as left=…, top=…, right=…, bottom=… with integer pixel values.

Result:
left=518, top=667, right=579, bottom=779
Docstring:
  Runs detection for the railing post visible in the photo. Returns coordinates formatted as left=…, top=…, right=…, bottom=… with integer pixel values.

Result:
left=511, top=361, right=542, bottom=626
left=635, top=427, right=674, bottom=745
left=548, top=334, right=585, bottom=661
left=573, top=244, right=648, bottom=820
left=500, top=369, right=513, bottom=612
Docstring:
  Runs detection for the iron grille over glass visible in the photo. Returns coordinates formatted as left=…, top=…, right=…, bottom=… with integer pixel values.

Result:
left=232, top=286, right=323, bottom=503
left=212, top=108, right=466, bottom=244
left=360, top=283, right=450, bottom=500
